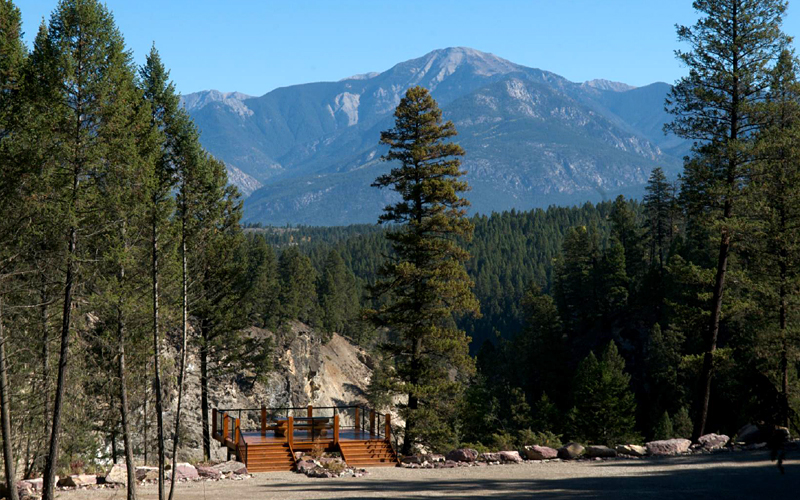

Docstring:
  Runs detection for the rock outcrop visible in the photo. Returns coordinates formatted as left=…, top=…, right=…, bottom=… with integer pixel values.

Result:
left=645, top=439, right=691, bottom=456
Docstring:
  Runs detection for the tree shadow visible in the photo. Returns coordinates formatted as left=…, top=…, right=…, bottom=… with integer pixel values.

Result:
left=259, top=452, right=798, bottom=499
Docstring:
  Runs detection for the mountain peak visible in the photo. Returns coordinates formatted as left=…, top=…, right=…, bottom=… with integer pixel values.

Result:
left=581, top=79, right=636, bottom=92
left=181, top=90, right=255, bottom=116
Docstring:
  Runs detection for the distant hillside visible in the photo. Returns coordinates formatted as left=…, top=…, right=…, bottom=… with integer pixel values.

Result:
left=183, top=47, right=686, bottom=225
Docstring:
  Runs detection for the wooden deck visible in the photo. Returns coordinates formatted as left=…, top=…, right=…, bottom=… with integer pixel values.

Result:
left=212, top=405, right=399, bottom=472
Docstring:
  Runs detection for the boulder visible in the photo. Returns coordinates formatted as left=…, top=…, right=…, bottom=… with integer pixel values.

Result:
left=736, top=424, right=761, bottom=444
left=437, top=460, right=458, bottom=468
left=522, top=445, right=558, bottom=460
left=646, top=438, right=692, bottom=456
left=698, top=433, right=730, bottom=451
left=58, top=474, right=97, bottom=487
left=196, top=466, right=222, bottom=480
left=584, top=445, right=617, bottom=458
left=401, top=455, right=424, bottom=465
left=135, top=466, right=159, bottom=481
left=479, top=452, right=501, bottom=462
left=615, top=444, right=647, bottom=457
left=424, top=454, right=445, bottom=463
left=557, top=442, right=585, bottom=460
left=20, top=478, right=43, bottom=491
left=212, top=460, right=248, bottom=475
left=445, top=448, right=478, bottom=463
left=105, top=464, right=128, bottom=484
left=296, top=460, right=317, bottom=474
left=170, top=463, right=199, bottom=480
left=499, top=451, right=523, bottom=463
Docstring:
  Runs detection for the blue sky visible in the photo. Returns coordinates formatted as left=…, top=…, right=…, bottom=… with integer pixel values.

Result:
left=18, top=0, right=800, bottom=96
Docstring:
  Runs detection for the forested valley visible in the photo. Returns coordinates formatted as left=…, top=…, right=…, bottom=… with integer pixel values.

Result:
left=1, top=0, right=799, bottom=499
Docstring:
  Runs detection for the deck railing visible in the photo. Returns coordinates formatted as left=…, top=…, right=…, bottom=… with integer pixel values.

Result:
left=212, top=404, right=392, bottom=447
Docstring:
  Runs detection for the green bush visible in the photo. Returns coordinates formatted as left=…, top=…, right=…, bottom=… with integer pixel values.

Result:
left=459, top=442, right=490, bottom=454
left=517, top=429, right=563, bottom=449
left=489, top=431, right=516, bottom=451
left=672, top=407, right=693, bottom=439
left=653, top=411, right=674, bottom=440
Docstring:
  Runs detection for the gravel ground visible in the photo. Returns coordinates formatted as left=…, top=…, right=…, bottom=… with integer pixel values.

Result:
left=54, top=451, right=797, bottom=499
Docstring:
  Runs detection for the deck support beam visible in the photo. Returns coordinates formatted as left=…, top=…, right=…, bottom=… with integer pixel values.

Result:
left=355, top=407, right=360, bottom=431
left=370, top=410, right=375, bottom=436
left=333, top=414, right=339, bottom=445
left=385, top=414, right=391, bottom=442
left=261, top=405, right=267, bottom=435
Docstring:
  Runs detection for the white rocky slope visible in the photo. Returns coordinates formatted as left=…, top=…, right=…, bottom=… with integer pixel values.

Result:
left=162, top=322, right=375, bottom=461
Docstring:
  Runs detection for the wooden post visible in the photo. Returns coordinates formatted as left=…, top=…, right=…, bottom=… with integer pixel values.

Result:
left=334, top=414, right=340, bottom=445
left=354, top=407, right=360, bottom=432
left=370, top=410, right=375, bottom=436
left=212, top=408, right=217, bottom=440
left=287, top=416, right=294, bottom=447
left=223, top=413, right=229, bottom=444
left=385, top=414, right=391, bottom=441
left=307, top=404, right=313, bottom=418
left=235, top=418, right=241, bottom=445
left=261, top=405, right=267, bottom=435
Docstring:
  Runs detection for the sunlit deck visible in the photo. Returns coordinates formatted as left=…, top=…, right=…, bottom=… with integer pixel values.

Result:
left=211, top=405, right=399, bottom=471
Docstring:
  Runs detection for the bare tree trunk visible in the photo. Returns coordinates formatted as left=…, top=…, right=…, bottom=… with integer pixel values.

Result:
left=42, top=224, right=76, bottom=500
left=151, top=208, right=165, bottom=500
left=117, top=264, right=137, bottom=500
left=168, top=210, right=189, bottom=500
left=200, top=327, right=210, bottom=461
left=0, top=297, right=19, bottom=500
left=40, top=279, right=50, bottom=450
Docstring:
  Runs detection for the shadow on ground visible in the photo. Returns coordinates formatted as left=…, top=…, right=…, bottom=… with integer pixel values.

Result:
left=261, top=451, right=798, bottom=499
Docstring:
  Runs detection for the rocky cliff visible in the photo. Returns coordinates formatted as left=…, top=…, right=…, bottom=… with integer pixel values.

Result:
left=163, top=322, right=374, bottom=461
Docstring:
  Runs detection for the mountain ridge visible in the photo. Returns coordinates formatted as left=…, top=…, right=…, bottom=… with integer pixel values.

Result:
left=181, top=47, right=686, bottom=225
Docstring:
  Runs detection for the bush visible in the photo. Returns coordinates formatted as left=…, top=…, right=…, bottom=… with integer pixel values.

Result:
left=653, top=411, right=674, bottom=440
left=459, top=442, right=490, bottom=454
left=489, top=431, right=516, bottom=451
left=672, top=407, right=693, bottom=439
left=517, top=429, right=563, bottom=449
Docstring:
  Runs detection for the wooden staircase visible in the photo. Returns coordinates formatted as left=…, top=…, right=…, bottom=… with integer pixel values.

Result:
left=242, top=442, right=296, bottom=472
left=338, top=440, right=398, bottom=467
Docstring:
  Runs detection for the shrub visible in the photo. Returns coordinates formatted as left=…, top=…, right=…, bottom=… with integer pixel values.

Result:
left=653, top=411, right=674, bottom=440
left=517, top=429, right=563, bottom=449
left=672, top=407, right=693, bottom=439
left=459, top=442, right=489, bottom=454
left=489, top=431, right=515, bottom=451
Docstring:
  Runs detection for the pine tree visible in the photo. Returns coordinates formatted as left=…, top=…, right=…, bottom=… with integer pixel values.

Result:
left=570, top=342, right=637, bottom=446
left=0, top=1, right=25, bottom=497
left=666, top=0, right=790, bottom=441
left=653, top=411, right=674, bottom=440
left=278, top=247, right=318, bottom=325
left=318, top=250, right=359, bottom=337
left=369, top=86, right=480, bottom=454
left=244, top=235, right=280, bottom=328
left=747, top=49, right=800, bottom=428
left=643, top=167, right=677, bottom=270
left=609, top=195, right=645, bottom=282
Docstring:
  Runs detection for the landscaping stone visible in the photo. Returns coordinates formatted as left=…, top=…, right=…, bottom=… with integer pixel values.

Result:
left=699, top=433, right=730, bottom=451
left=478, top=452, right=500, bottom=462
left=615, top=444, right=647, bottom=457
left=169, top=463, right=199, bottom=480
left=446, top=448, right=478, bottom=463
left=296, top=460, right=317, bottom=473
left=646, top=438, right=692, bottom=456
left=212, top=460, right=248, bottom=475
left=522, top=445, right=558, bottom=460
left=135, top=466, right=159, bottom=481
left=401, top=455, right=424, bottom=464
left=105, top=464, right=128, bottom=484
left=424, top=454, right=445, bottom=463
left=20, top=478, right=43, bottom=491
left=557, top=443, right=585, bottom=460
left=584, top=445, right=617, bottom=458
left=499, top=451, right=523, bottom=463
left=196, top=466, right=222, bottom=480
left=437, top=460, right=458, bottom=468
left=736, top=424, right=761, bottom=444
left=58, top=474, right=97, bottom=487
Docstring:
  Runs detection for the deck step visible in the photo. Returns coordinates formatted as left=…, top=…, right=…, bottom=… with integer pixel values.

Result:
left=338, top=440, right=398, bottom=467
left=237, top=442, right=296, bottom=472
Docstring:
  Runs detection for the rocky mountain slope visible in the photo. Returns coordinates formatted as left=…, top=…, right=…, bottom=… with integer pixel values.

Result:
left=165, top=322, right=374, bottom=461
left=183, top=47, right=687, bottom=225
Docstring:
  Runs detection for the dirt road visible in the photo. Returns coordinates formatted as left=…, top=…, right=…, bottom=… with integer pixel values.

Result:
left=55, top=451, right=797, bottom=499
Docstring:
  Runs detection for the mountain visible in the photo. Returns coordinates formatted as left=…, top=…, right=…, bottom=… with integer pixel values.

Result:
left=182, top=47, right=687, bottom=225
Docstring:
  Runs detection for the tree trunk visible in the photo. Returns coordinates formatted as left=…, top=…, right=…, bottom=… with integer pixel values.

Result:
left=117, top=266, right=137, bottom=500
left=168, top=209, right=189, bottom=500
left=779, top=256, right=789, bottom=429
left=693, top=205, right=731, bottom=442
left=42, top=224, right=76, bottom=500
left=40, top=279, right=50, bottom=453
left=0, top=297, right=19, bottom=500
left=200, top=329, right=210, bottom=461
left=151, top=207, right=165, bottom=500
